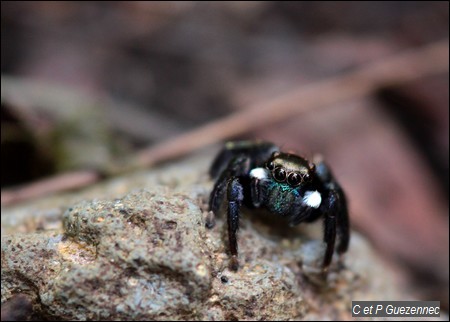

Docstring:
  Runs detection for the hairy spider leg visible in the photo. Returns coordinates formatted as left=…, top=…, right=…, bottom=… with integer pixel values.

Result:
left=227, top=177, right=244, bottom=271
left=321, top=190, right=339, bottom=268
left=336, top=192, right=350, bottom=254
left=209, top=156, right=250, bottom=271
left=208, top=155, right=250, bottom=227
left=315, top=160, right=350, bottom=267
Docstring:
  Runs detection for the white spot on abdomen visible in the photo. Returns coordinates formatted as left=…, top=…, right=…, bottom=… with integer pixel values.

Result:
left=250, top=167, right=269, bottom=180
left=303, top=190, right=322, bottom=208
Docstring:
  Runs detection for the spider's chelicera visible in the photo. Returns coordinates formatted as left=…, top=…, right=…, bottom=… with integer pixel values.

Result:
left=208, top=140, right=350, bottom=271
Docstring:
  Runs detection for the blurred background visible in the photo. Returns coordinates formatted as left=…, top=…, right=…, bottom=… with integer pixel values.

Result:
left=1, top=1, right=448, bottom=309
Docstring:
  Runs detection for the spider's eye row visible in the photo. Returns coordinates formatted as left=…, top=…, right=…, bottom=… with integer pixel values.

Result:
left=287, top=172, right=302, bottom=186
left=273, top=167, right=287, bottom=182
left=271, top=166, right=313, bottom=186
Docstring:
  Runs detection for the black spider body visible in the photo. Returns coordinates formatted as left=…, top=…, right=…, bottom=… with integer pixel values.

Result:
left=208, top=140, right=350, bottom=271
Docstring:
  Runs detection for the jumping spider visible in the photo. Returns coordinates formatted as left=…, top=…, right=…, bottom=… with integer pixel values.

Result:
left=208, top=140, right=350, bottom=271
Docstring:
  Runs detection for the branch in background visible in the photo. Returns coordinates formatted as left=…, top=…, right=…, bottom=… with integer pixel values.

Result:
left=134, top=39, right=449, bottom=168
left=2, top=39, right=449, bottom=206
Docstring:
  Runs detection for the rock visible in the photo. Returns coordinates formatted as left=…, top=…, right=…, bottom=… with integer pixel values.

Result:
left=0, top=152, right=432, bottom=320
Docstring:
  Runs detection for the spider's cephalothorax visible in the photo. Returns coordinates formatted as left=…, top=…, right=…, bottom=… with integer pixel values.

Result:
left=208, top=140, right=350, bottom=271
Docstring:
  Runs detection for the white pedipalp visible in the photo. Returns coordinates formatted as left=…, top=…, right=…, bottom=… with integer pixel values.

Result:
left=249, top=167, right=269, bottom=180
left=302, top=190, right=322, bottom=208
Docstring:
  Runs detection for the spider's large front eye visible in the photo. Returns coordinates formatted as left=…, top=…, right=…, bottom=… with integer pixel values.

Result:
left=273, top=167, right=286, bottom=182
left=266, top=161, right=275, bottom=170
left=287, top=172, right=302, bottom=187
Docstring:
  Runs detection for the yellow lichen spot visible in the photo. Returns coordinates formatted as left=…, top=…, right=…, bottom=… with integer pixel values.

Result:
left=58, top=240, right=96, bottom=265
left=128, top=277, right=138, bottom=287
left=209, top=294, right=219, bottom=303
left=196, top=264, right=208, bottom=277
left=97, top=217, right=104, bottom=222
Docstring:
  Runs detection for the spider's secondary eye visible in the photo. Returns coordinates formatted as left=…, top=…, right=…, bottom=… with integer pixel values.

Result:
left=266, top=161, right=275, bottom=170
left=273, top=167, right=286, bottom=182
left=287, top=172, right=302, bottom=186
left=303, top=173, right=312, bottom=182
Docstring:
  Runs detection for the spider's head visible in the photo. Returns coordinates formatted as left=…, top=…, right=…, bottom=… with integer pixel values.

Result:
left=265, top=152, right=315, bottom=187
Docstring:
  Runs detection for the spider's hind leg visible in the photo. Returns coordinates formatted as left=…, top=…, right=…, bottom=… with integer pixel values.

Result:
left=209, top=141, right=279, bottom=179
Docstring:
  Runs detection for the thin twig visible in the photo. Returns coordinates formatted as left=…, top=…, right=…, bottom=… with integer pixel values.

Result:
left=2, top=39, right=448, bottom=206
left=1, top=170, right=99, bottom=206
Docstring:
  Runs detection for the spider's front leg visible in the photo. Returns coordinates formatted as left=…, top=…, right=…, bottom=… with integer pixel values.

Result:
left=208, top=156, right=250, bottom=228
left=208, top=156, right=250, bottom=271
left=321, top=190, right=338, bottom=268
left=313, top=160, right=350, bottom=269
left=320, top=187, right=349, bottom=269
left=227, top=177, right=244, bottom=271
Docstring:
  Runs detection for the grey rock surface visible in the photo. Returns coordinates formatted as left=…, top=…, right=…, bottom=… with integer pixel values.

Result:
left=1, top=151, right=423, bottom=320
